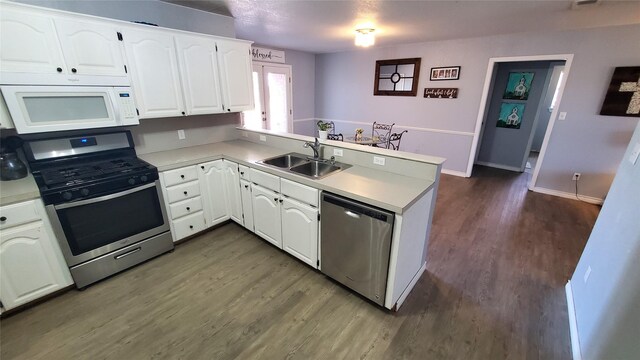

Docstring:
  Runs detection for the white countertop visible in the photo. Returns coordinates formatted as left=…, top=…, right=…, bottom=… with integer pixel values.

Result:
left=0, top=174, right=40, bottom=206
left=139, top=140, right=435, bottom=213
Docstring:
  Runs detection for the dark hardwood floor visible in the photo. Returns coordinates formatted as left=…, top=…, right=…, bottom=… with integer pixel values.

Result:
left=0, top=166, right=600, bottom=359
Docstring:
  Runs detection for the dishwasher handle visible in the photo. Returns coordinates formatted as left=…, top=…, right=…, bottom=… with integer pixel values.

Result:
left=322, top=193, right=394, bottom=224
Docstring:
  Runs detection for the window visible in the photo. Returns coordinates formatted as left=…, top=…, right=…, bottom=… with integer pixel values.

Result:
left=242, top=63, right=293, bottom=132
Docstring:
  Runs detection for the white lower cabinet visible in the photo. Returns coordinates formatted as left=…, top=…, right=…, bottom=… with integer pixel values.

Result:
left=198, top=160, right=229, bottom=227
left=0, top=200, right=73, bottom=311
left=251, top=183, right=282, bottom=248
left=240, top=179, right=254, bottom=232
left=281, top=197, right=318, bottom=267
left=222, top=160, right=243, bottom=225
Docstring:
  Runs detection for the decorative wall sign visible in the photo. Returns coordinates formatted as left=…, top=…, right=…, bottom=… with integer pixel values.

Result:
left=600, top=66, right=640, bottom=117
left=503, top=72, right=534, bottom=100
left=430, top=66, right=460, bottom=81
left=374, top=58, right=421, bottom=96
left=497, top=103, right=525, bottom=129
left=251, top=47, right=285, bottom=63
left=424, top=88, right=458, bottom=98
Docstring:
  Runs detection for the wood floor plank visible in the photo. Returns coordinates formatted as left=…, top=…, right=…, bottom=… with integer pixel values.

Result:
left=0, top=166, right=600, bottom=360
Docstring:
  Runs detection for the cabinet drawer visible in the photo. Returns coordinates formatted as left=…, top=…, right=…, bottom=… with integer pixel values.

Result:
left=0, top=199, right=41, bottom=230
left=239, top=164, right=251, bottom=181
left=169, top=196, right=203, bottom=220
left=250, top=169, right=280, bottom=192
left=172, top=211, right=206, bottom=241
left=281, top=178, right=318, bottom=207
left=166, top=181, right=201, bottom=203
left=163, top=166, right=198, bottom=187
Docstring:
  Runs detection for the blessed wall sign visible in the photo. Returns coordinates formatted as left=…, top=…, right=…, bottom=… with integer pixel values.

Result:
left=251, top=47, right=285, bottom=63
left=424, top=88, right=458, bottom=99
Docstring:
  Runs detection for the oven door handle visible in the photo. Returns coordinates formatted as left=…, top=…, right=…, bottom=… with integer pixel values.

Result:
left=54, top=182, right=157, bottom=210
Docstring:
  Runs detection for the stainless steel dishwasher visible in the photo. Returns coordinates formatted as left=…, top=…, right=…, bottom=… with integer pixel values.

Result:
left=320, top=192, right=395, bottom=306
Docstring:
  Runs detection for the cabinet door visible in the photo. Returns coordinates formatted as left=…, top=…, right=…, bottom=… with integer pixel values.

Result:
left=0, top=7, right=66, bottom=75
left=223, top=160, right=243, bottom=225
left=251, top=184, right=282, bottom=248
left=198, top=160, right=229, bottom=227
left=281, top=197, right=318, bottom=267
left=240, top=179, right=254, bottom=232
left=54, top=18, right=127, bottom=77
left=175, top=34, right=223, bottom=115
left=216, top=39, right=254, bottom=112
left=0, top=221, right=72, bottom=310
left=122, top=28, right=184, bottom=118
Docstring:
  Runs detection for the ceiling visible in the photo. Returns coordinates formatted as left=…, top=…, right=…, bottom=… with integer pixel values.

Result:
left=163, top=0, right=640, bottom=53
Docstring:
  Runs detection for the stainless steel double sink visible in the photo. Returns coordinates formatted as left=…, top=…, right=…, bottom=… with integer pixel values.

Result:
left=257, top=153, right=351, bottom=180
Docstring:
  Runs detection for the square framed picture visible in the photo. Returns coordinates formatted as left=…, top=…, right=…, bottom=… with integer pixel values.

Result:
left=430, top=66, right=460, bottom=81
left=503, top=72, right=534, bottom=100
left=497, top=102, right=525, bottom=129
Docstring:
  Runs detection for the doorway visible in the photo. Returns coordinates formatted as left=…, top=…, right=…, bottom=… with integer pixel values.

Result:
left=467, top=54, right=574, bottom=190
left=242, top=62, right=293, bottom=133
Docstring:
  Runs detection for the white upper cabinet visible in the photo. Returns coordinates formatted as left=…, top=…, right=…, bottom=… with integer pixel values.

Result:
left=175, top=34, right=223, bottom=115
left=122, top=27, right=184, bottom=119
left=216, top=39, right=254, bottom=112
left=0, top=6, right=66, bottom=75
left=54, top=18, right=126, bottom=77
left=222, top=160, right=243, bottom=224
left=251, top=183, right=282, bottom=248
left=198, top=160, right=229, bottom=227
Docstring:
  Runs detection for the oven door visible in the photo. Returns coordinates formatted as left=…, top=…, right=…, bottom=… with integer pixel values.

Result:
left=47, top=181, right=170, bottom=267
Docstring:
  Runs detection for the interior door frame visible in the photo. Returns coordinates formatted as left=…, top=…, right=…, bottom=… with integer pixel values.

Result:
left=466, top=54, right=574, bottom=191
left=252, top=61, right=293, bottom=133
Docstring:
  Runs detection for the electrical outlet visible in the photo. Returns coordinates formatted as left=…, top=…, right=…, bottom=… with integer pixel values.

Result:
left=584, top=266, right=592, bottom=283
left=558, top=112, right=567, bottom=120
left=177, top=129, right=185, bottom=140
left=373, top=156, right=385, bottom=166
left=573, top=172, right=581, bottom=181
left=259, top=135, right=266, bottom=142
left=242, top=131, right=248, bottom=138
left=333, top=148, right=343, bottom=157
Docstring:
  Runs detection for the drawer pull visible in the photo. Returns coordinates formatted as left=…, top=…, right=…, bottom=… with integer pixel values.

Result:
left=189, top=225, right=194, bottom=229
left=240, top=171, right=244, bottom=175
left=279, top=199, right=283, bottom=203
left=186, top=207, right=191, bottom=211
left=274, top=197, right=278, bottom=202
left=244, top=185, right=249, bottom=189
left=180, top=175, right=185, bottom=179
left=201, top=166, right=205, bottom=170
left=0, top=216, right=6, bottom=222
left=184, top=191, right=188, bottom=195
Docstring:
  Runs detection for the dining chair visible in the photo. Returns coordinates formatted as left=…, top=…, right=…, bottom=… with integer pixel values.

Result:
left=387, top=130, right=408, bottom=150
left=326, top=121, right=336, bottom=135
left=371, top=122, right=395, bottom=147
left=327, top=133, right=343, bottom=141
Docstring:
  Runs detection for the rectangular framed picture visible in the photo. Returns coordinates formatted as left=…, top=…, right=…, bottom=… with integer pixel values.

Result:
left=430, top=66, right=460, bottom=81
left=600, top=66, right=640, bottom=117
left=503, top=72, right=534, bottom=100
left=497, top=102, right=525, bottom=129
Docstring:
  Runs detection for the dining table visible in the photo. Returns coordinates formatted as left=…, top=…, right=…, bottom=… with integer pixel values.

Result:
left=344, top=135, right=387, bottom=146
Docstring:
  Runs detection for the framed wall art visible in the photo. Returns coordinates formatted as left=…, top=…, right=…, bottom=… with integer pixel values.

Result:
left=430, top=66, right=460, bottom=81
left=503, top=72, right=534, bottom=100
left=496, top=103, right=525, bottom=129
left=374, top=58, right=421, bottom=96
left=600, top=66, right=640, bottom=117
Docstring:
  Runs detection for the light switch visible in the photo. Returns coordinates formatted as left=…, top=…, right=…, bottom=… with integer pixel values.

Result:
left=558, top=112, right=567, bottom=120
left=259, top=135, right=266, bottom=142
left=629, top=142, right=640, bottom=165
left=178, top=129, right=185, bottom=140
left=373, top=156, right=385, bottom=166
left=333, top=148, right=343, bottom=156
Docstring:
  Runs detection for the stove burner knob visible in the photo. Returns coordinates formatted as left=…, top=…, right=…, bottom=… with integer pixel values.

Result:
left=140, top=175, right=148, bottom=182
left=80, top=188, right=90, bottom=196
left=128, top=178, right=136, bottom=185
left=62, top=192, right=73, bottom=200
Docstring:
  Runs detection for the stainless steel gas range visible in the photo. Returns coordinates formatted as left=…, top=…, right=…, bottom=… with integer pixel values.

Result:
left=23, top=131, right=173, bottom=289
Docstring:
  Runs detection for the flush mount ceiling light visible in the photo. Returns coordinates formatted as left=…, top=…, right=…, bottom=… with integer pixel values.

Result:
left=355, top=28, right=375, bottom=47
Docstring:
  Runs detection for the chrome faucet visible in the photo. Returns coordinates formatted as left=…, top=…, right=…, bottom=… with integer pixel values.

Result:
left=303, top=137, right=321, bottom=159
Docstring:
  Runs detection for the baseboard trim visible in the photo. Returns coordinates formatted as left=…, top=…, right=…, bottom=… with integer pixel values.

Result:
left=475, top=161, right=522, bottom=172
left=531, top=186, right=603, bottom=205
left=395, top=262, right=427, bottom=311
left=566, top=281, right=582, bottom=360
left=441, top=169, right=468, bottom=177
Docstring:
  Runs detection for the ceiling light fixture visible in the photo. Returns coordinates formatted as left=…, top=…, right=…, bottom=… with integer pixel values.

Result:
left=355, top=28, right=375, bottom=47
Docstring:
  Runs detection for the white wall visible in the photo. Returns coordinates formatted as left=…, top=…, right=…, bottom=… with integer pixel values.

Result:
left=568, top=120, right=640, bottom=359
left=314, top=24, right=640, bottom=197
left=12, top=0, right=235, bottom=37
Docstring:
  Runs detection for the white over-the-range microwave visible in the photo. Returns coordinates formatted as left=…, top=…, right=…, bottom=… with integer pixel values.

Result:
left=0, top=81, right=139, bottom=134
